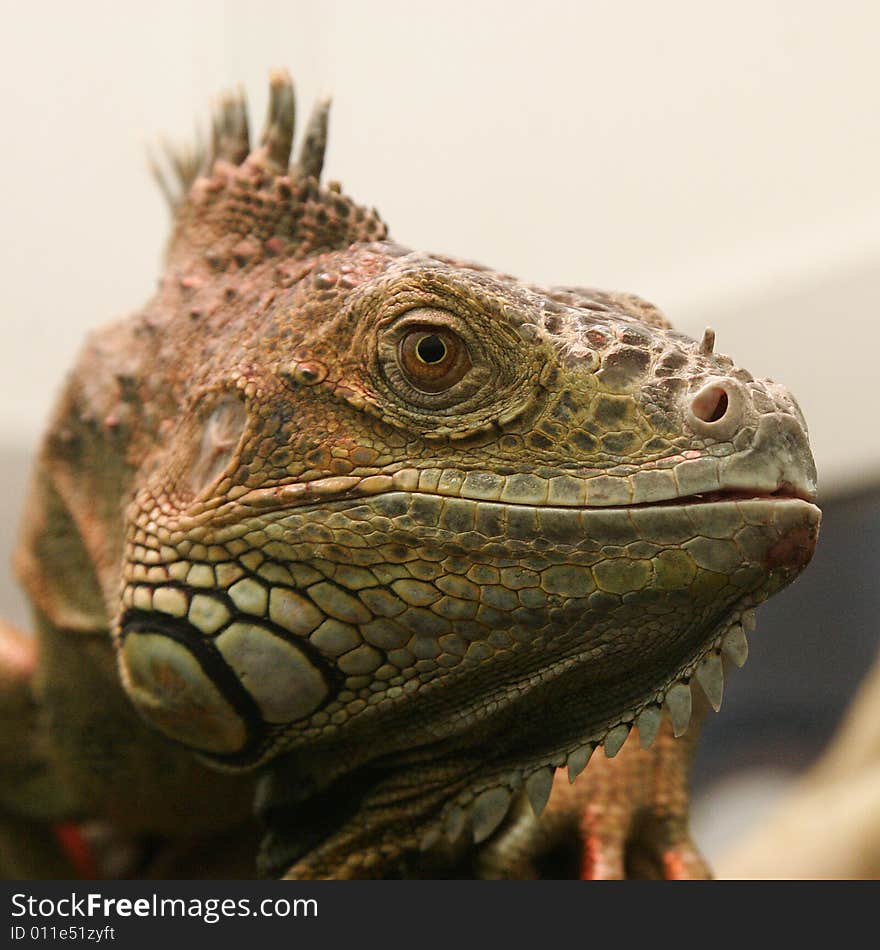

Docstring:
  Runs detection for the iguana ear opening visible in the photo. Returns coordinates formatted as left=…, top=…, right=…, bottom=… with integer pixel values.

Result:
left=149, top=69, right=388, bottom=272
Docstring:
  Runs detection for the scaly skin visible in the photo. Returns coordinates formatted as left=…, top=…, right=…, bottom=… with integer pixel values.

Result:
left=0, top=72, right=820, bottom=879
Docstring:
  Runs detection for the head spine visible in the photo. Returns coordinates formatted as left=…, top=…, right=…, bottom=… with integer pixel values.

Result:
left=149, top=69, right=387, bottom=271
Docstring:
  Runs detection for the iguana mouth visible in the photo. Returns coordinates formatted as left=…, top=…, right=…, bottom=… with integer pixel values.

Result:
left=650, top=485, right=817, bottom=504
left=615, top=491, right=818, bottom=512
left=224, top=470, right=818, bottom=518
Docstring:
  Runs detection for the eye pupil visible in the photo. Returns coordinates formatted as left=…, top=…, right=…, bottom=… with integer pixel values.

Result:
left=416, top=334, right=447, bottom=364
left=396, top=322, right=471, bottom=394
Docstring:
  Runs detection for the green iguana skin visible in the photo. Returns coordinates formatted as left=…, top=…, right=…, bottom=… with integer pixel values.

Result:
left=0, top=72, right=820, bottom=879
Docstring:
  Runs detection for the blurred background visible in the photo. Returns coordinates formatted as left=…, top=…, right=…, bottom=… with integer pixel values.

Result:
left=0, top=0, right=878, bottom=870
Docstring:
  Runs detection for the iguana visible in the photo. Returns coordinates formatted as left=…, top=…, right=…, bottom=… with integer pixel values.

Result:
left=0, top=71, right=820, bottom=879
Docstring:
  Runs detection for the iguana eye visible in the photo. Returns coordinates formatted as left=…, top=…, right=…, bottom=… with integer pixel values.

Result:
left=398, top=327, right=471, bottom=392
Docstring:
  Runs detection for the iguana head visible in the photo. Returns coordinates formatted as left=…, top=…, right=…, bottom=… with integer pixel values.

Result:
left=116, top=73, right=819, bottom=843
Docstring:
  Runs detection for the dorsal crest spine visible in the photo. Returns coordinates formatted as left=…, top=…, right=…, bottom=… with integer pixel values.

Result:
left=150, top=69, right=387, bottom=272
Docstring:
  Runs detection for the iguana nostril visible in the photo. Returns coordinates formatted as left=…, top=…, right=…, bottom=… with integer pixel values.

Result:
left=692, top=386, right=729, bottom=424
left=687, top=380, right=741, bottom=438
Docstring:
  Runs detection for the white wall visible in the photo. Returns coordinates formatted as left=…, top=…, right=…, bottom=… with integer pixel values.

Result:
left=1, top=0, right=878, bottom=492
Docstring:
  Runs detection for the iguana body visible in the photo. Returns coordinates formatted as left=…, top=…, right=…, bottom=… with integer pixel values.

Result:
left=0, top=72, right=819, bottom=879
